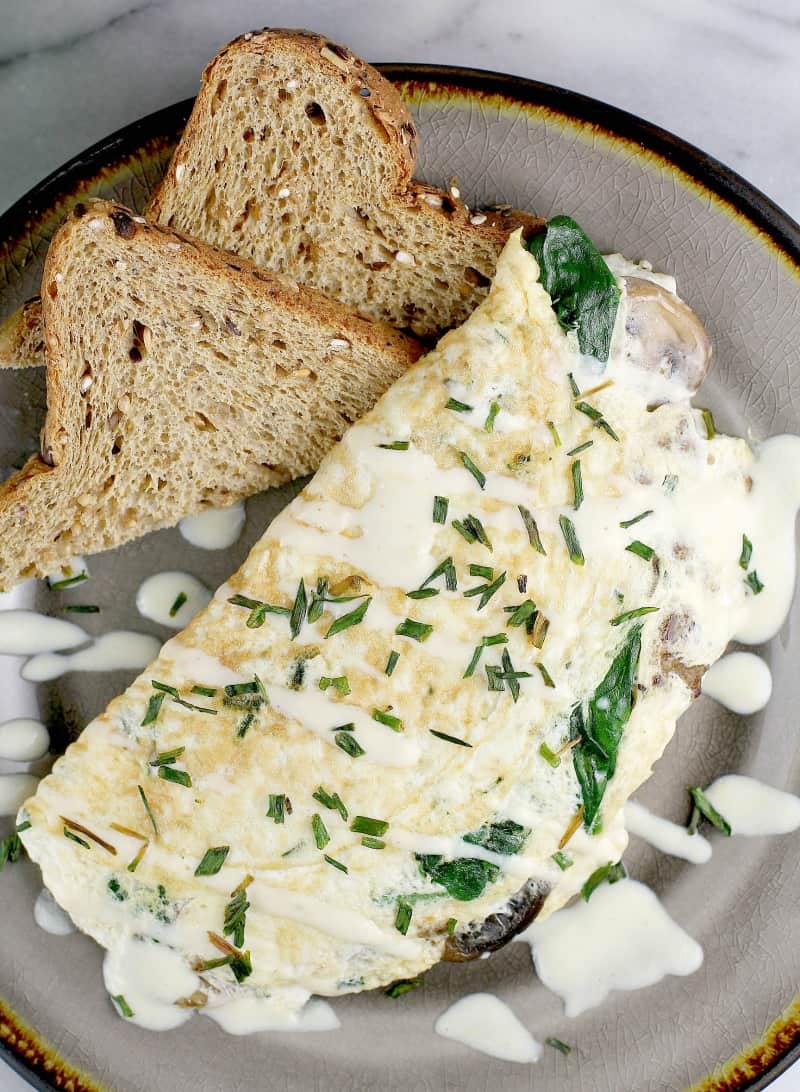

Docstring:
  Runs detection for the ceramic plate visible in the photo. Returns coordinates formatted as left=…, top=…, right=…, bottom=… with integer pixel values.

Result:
left=0, top=64, right=798, bottom=1092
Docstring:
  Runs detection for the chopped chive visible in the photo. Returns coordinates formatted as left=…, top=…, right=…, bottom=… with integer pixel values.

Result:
left=229, top=951, right=253, bottom=983
left=567, top=372, right=581, bottom=398
left=385, top=650, right=400, bottom=676
left=701, top=408, right=716, bottom=439
left=378, top=440, right=410, bottom=450
left=559, top=515, right=584, bottom=565
left=194, top=846, right=230, bottom=876
left=191, top=685, right=217, bottom=697
left=464, top=571, right=506, bottom=610
left=313, top=787, right=348, bottom=821
left=688, top=786, right=731, bottom=836
left=582, top=860, right=627, bottom=900
left=63, top=827, right=90, bottom=849
left=407, top=588, right=438, bottom=600
left=574, top=400, right=602, bottom=422
left=566, top=439, right=593, bottom=457
left=486, top=665, right=505, bottom=692
left=663, top=473, right=679, bottom=495
left=311, top=814, right=330, bottom=850
left=745, top=570, right=764, bottom=595
left=610, top=606, right=659, bottom=626
left=137, top=785, right=158, bottom=836
left=537, top=662, right=556, bottom=688
left=546, top=1037, right=572, bottom=1055
left=463, top=645, right=483, bottom=678
left=518, top=506, right=546, bottom=554
left=324, top=854, right=348, bottom=874
left=335, top=732, right=365, bottom=758
left=429, top=729, right=472, bottom=748
left=48, top=572, right=89, bottom=591
left=620, top=509, right=654, bottom=529
left=571, top=460, right=584, bottom=510
left=451, top=518, right=475, bottom=544
left=227, top=593, right=261, bottom=610
left=169, top=591, right=188, bottom=618
left=385, top=977, right=421, bottom=998
left=319, top=675, right=351, bottom=695
left=350, top=816, right=389, bottom=837
left=433, top=495, right=449, bottom=524
left=446, top=397, right=472, bottom=413
left=267, top=793, right=291, bottom=823
left=149, top=746, right=185, bottom=767
left=63, top=604, right=100, bottom=613
left=483, top=633, right=508, bottom=646
left=500, top=648, right=526, bottom=702
left=420, top=557, right=457, bottom=593
left=395, top=899, right=413, bottom=935
left=739, top=534, right=753, bottom=570
left=361, top=836, right=386, bottom=850
left=157, top=766, right=192, bottom=788
left=126, top=842, right=147, bottom=873
left=141, top=692, right=165, bottom=727
left=373, top=709, right=403, bottom=732
left=459, top=451, right=486, bottom=489
left=198, top=955, right=235, bottom=972
left=223, top=891, right=250, bottom=949
left=506, top=599, right=537, bottom=627
left=395, top=618, right=433, bottom=642
left=464, top=514, right=492, bottom=550
left=308, top=578, right=327, bottom=624
left=547, top=421, right=561, bottom=447
left=446, top=917, right=458, bottom=936
left=626, top=540, right=655, bottom=561
left=484, top=401, right=500, bottom=432
left=540, top=742, right=560, bottom=768
left=236, top=713, right=255, bottom=739
left=598, top=418, right=620, bottom=441
left=289, top=579, right=307, bottom=640
left=331, top=722, right=355, bottom=733
left=551, top=851, right=573, bottom=871
left=224, top=681, right=259, bottom=696
left=470, top=563, right=494, bottom=579
left=112, top=994, right=134, bottom=1018
left=325, top=596, right=371, bottom=638
left=531, top=612, right=549, bottom=649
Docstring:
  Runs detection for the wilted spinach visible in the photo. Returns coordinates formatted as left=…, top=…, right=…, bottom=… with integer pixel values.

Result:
left=416, top=819, right=530, bottom=901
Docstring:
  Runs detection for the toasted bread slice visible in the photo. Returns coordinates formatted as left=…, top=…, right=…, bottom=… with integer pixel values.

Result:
left=0, top=30, right=540, bottom=368
left=0, top=200, right=421, bottom=590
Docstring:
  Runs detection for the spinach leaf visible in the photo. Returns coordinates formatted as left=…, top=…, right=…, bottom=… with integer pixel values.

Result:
left=528, top=216, right=620, bottom=362
left=571, top=625, right=642, bottom=831
left=416, top=819, right=530, bottom=901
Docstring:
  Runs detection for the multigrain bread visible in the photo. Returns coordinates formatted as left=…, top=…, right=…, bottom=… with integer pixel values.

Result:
left=0, top=200, right=421, bottom=590
left=0, top=29, right=541, bottom=368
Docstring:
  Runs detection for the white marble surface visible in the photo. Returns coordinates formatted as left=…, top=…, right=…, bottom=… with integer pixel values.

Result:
left=1, top=1, right=799, bottom=1089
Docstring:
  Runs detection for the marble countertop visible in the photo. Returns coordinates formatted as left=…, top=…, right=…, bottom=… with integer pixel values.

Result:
left=0, top=1, right=798, bottom=1090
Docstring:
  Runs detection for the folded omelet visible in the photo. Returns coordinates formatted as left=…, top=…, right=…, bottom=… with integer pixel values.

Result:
left=20, top=231, right=754, bottom=1031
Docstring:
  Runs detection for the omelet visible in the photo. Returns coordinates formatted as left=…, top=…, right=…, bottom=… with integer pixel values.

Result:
left=19, top=229, right=757, bottom=1032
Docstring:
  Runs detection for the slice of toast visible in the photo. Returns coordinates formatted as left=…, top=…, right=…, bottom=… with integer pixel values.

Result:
left=0, top=199, right=421, bottom=590
left=0, top=30, right=541, bottom=368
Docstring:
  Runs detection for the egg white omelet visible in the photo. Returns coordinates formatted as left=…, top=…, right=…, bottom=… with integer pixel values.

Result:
left=20, top=233, right=756, bottom=1031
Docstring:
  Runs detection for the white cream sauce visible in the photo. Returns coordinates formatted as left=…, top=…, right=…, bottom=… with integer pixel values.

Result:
left=0, top=611, right=87, bottom=656
left=179, top=502, right=246, bottom=550
left=136, top=572, right=211, bottom=629
left=33, top=888, right=75, bottom=935
left=704, top=775, right=800, bottom=836
left=160, top=639, right=248, bottom=687
left=520, top=879, right=703, bottom=1017
left=700, top=652, right=772, bottom=715
left=0, top=718, right=50, bottom=762
left=103, top=937, right=200, bottom=1031
left=434, top=993, right=542, bottom=1064
left=21, top=631, right=161, bottom=682
left=624, top=800, right=711, bottom=863
left=0, top=772, right=39, bottom=816
left=205, top=993, right=339, bottom=1035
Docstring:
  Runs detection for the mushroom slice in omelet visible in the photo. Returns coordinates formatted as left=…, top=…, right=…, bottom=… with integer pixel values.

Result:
left=20, top=228, right=756, bottom=1032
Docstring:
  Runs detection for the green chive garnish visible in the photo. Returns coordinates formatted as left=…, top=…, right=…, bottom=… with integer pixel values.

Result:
left=311, top=814, right=330, bottom=850
left=361, top=836, right=386, bottom=850
left=112, top=995, right=134, bottom=1018
left=486, top=665, right=505, bottom=692
left=446, top=397, right=472, bottom=413
left=385, top=650, right=400, bottom=676
left=378, top=440, right=410, bottom=450
left=688, top=786, right=731, bottom=836
left=701, top=408, right=716, bottom=439
left=373, top=709, right=403, bottom=732
left=289, top=579, right=307, bottom=639
left=319, top=675, right=351, bottom=695
left=484, top=401, right=500, bottom=432
left=324, top=854, right=348, bottom=873
left=463, top=571, right=506, bottom=610
left=566, top=439, right=593, bottom=456
left=395, top=618, right=433, bottom=642
left=48, top=571, right=89, bottom=591
left=582, top=859, right=627, bottom=900
left=141, top=693, right=165, bottom=727
left=626, top=540, right=655, bottom=561
left=546, top=1037, right=572, bottom=1055
left=575, top=400, right=602, bottom=421
left=459, top=451, right=486, bottom=489
left=350, top=816, right=389, bottom=837
left=191, top=685, right=217, bottom=697
left=571, top=460, right=584, bottom=510
left=429, top=729, right=472, bottom=748
left=506, top=599, right=536, bottom=627
left=745, top=570, right=764, bottom=594
left=63, top=827, right=90, bottom=849
left=620, top=509, right=654, bottom=529
left=610, top=606, right=659, bottom=626
left=63, top=604, right=100, bottom=613
left=470, top=564, right=493, bottom=580
left=446, top=917, right=457, bottom=935
left=407, top=588, right=438, bottom=600
left=519, top=506, right=546, bottom=554
left=531, top=612, right=549, bottom=649
left=313, top=787, right=347, bottom=821
left=419, top=557, right=457, bottom=593
left=537, top=663, right=556, bottom=688
left=335, top=732, right=365, bottom=758
left=547, top=421, right=561, bottom=446
left=225, top=681, right=258, bottom=696
left=267, top=793, right=291, bottom=823
left=551, top=851, right=573, bottom=871
left=433, top=495, right=449, bottom=524
left=149, top=746, right=185, bottom=767
left=157, top=766, right=192, bottom=788
left=539, top=742, right=560, bottom=768
left=137, top=785, right=158, bottom=836
left=395, top=899, right=413, bottom=935
left=194, top=846, right=230, bottom=876
left=385, top=978, right=422, bottom=998
left=452, top=514, right=492, bottom=551
left=325, top=596, right=371, bottom=638
left=169, top=591, right=188, bottom=617
left=739, top=534, right=753, bottom=570
left=559, top=515, right=584, bottom=565
left=236, top=713, right=255, bottom=738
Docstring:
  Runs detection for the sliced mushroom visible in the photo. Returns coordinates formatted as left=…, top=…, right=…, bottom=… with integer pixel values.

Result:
left=623, top=276, right=711, bottom=393
left=442, top=877, right=550, bottom=962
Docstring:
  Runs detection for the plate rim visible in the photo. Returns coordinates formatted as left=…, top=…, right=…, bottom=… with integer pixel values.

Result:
left=0, top=60, right=797, bottom=1092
